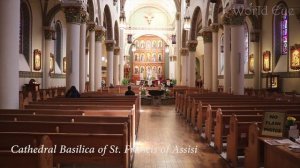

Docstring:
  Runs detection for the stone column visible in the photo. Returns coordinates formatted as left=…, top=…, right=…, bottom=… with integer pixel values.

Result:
left=202, top=29, right=213, bottom=90
left=186, top=40, right=198, bottom=87
left=180, top=48, right=188, bottom=85
left=211, top=24, right=219, bottom=92
left=176, top=12, right=182, bottom=82
left=95, top=26, right=106, bottom=90
left=119, top=27, right=125, bottom=84
left=88, top=22, right=95, bottom=91
left=251, top=31, right=260, bottom=89
left=113, top=47, right=120, bottom=85
left=222, top=14, right=231, bottom=93
left=62, top=3, right=85, bottom=89
left=43, top=27, right=54, bottom=89
left=105, top=40, right=115, bottom=85
left=79, top=13, right=87, bottom=93
left=230, top=14, right=245, bottom=95
left=0, top=0, right=20, bottom=109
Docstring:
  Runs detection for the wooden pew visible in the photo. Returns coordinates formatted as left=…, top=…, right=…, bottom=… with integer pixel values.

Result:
left=0, top=131, right=129, bottom=168
left=213, top=109, right=263, bottom=153
left=0, top=135, right=53, bottom=168
left=226, top=115, right=255, bottom=167
left=245, top=114, right=300, bottom=168
left=227, top=113, right=300, bottom=168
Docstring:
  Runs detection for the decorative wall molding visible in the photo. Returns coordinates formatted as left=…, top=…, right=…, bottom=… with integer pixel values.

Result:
left=19, top=71, right=66, bottom=79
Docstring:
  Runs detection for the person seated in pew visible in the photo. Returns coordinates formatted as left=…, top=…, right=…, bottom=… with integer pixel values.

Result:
left=65, top=86, right=80, bottom=98
left=125, top=86, right=135, bottom=96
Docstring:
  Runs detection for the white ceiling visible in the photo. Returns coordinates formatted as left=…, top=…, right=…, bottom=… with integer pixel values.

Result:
left=124, top=0, right=177, bottom=26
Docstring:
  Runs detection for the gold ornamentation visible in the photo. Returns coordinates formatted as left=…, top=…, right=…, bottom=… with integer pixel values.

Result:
left=263, top=51, right=271, bottom=72
left=249, top=54, right=254, bottom=73
left=290, top=44, right=300, bottom=70
left=33, top=49, right=41, bottom=71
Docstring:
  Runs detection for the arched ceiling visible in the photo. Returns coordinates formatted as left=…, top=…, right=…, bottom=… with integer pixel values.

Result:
left=124, top=0, right=177, bottom=26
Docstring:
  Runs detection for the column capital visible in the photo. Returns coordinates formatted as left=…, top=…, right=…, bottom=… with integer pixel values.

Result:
left=95, top=26, right=106, bottom=42
left=180, top=48, right=189, bottom=56
left=176, top=12, right=180, bottom=20
left=81, top=11, right=89, bottom=23
left=186, top=40, right=198, bottom=52
left=62, top=5, right=86, bottom=24
left=87, top=21, right=96, bottom=31
left=44, top=27, right=55, bottom=40
left=200, top=29, right=212, bottom=43
left=222, top=9, right=246, bottom=26
left=211, top=24, right=219, bottom=33
left=114, top=47, right=120, bottom=55
left=250, top=30, right=260, bottom=42
left=105, top=40, right=116, bottom=51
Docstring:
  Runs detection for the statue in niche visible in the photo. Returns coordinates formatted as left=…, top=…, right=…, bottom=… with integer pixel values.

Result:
left=158, top=54, right=162, bottom=62
left=140, top=40, right=145, bottom=49
left=140, top=53, right=145, bottom=61
left=152, top=40, right=157, bottom=48
left=134, top=66, right=139, bottom=74
left=146, top=40, right=151, bottom=49
left=158, top=40, right=163, bottom=48
left=152, top=53, right=156, bottom=62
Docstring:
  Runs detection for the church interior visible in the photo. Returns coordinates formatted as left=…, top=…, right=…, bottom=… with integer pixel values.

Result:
left=0, top=0, right=300, bottom=167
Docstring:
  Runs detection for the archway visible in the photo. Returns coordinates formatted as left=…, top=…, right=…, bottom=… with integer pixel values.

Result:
left=103, top=5, right=113, bottom=40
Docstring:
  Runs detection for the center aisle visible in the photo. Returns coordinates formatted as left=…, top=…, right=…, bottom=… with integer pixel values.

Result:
left=133, top=105, right=229, bottom=168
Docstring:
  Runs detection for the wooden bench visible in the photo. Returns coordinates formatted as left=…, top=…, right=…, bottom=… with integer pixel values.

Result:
left=0, top=131, right=129, bottom=168
left=245, top=114, right=300, bottom=168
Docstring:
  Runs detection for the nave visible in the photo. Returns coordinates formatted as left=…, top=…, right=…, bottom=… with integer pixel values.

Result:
left=134, top=105, right=229, bottom=168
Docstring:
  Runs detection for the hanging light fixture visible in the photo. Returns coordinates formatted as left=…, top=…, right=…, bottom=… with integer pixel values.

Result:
left=171, top=34, right=176, bottom=44
left=184, top=6, right=191, bottom=30
left=119, top=11, right=126, bottom=29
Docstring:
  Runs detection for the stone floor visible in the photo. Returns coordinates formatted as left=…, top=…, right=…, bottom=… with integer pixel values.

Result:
left=133, top=105, right=230, bottom=168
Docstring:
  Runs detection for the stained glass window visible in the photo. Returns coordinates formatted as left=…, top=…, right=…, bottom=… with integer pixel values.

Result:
left=244, top=25, right=249, bottom=74
left=281, top=14, right=288, bottom=55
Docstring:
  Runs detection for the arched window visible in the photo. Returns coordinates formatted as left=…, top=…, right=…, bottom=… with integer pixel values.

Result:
left=20, top=1, right=31, bottom=64
left=281, top=13, right=288, bottom=55
left=218, top=34, right=224, bottom=75
left=273, top=2, right=288, bottom=64
left=244, top=24, right=249, bottom=74
left=55, top=21, right=62, bottom=69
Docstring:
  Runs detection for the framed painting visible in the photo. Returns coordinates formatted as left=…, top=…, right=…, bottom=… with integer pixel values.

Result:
left=263, top=51, right=271, bottom=72
left=33, top=49, right=41, bottom=71
left=63, top=57, right=66, bottom=73
left=248, top=54, right=254, bottom=73
left=50, top=53, right=55, bottom=73
left=290, top=44, right=300, bottom=70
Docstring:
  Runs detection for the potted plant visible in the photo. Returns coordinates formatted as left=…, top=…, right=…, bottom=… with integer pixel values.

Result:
left=122, top=78, right=129, bottom=86
left=286, top=116, right=299, bottom=138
